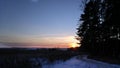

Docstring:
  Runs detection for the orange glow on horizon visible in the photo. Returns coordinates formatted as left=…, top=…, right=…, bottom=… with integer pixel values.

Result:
left=1, top=35, right=80, bottom=48
left=69, top=42, right=80, bottom=48
left=26, top=36, right=80, bottom=48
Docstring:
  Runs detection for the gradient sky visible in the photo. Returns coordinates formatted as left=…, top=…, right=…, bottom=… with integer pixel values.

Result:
left=0, top=0, right=82, bottom=48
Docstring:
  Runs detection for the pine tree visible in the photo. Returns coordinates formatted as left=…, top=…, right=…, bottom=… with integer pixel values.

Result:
left=77, top=0, right=100, bottom=54
left=77, top=0, right=120, bottom=58
left=100, top=0, right=120, bottom=58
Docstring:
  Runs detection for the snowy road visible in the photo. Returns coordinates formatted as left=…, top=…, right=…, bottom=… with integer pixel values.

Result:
left=42, top=56, right=120, bottom=68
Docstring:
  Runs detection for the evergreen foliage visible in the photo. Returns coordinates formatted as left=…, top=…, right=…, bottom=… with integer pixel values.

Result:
left=77, top=0, right=120, bottom=58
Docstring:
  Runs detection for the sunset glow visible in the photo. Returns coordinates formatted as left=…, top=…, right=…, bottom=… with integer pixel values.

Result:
left=69, top=43, right=80, bottom=48
left=0, top=36, right=80, bottom=48
left=67, top=36, right=80, bottom=48
left=28, top=36, right=80, bottom=48
left=0, top=0, right=81, bottom=48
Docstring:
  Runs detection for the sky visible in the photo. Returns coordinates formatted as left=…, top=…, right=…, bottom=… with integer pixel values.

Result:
left=0, top=0, right=82, bottom=48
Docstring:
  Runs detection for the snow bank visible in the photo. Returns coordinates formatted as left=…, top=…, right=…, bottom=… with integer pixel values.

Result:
left=42, top=56, right=120, bottom=68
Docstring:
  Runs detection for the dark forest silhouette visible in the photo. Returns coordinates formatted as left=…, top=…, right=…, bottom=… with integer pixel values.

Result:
left=77, top=0, right=120, bottom=59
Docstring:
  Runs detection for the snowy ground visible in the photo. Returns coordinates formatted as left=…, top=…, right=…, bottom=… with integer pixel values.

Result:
left=42, top=55, right=120, bottom=68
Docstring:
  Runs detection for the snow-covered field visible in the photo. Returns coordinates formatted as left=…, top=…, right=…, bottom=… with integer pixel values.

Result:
left=42, top=56, right=120, bottom=68
left=0, top=46, right=120, bottom=68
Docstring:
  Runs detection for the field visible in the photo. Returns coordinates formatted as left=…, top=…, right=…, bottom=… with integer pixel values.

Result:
left=0, top=48, right=120, bottom=68
left=0, top=48, right=79, bottom=68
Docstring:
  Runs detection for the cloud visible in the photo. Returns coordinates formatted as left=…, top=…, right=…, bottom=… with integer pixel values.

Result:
left=31, top=0, right=39, bottom=2
left=0, top=43, right=11, bottom=48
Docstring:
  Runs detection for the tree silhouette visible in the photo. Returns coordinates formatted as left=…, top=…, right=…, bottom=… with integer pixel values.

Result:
left=100, top=0, right=120, bottom=58
left=77, top=0, right=100, bottom=54
left=77, top=0, right=120, bottom=58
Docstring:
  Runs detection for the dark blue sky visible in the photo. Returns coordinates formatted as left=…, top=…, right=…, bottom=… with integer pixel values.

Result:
left=0, top=0, right=82, bottom=48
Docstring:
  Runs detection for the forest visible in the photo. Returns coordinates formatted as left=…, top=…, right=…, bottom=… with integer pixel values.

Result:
left=77, top=0, right=120, bottom=59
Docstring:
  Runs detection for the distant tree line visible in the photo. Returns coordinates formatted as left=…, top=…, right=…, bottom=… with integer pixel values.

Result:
left=77, top=0, right=120, bottom=58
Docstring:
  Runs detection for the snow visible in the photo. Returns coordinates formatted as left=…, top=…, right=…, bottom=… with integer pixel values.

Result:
left=42, top=56, right=120, bottom=68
